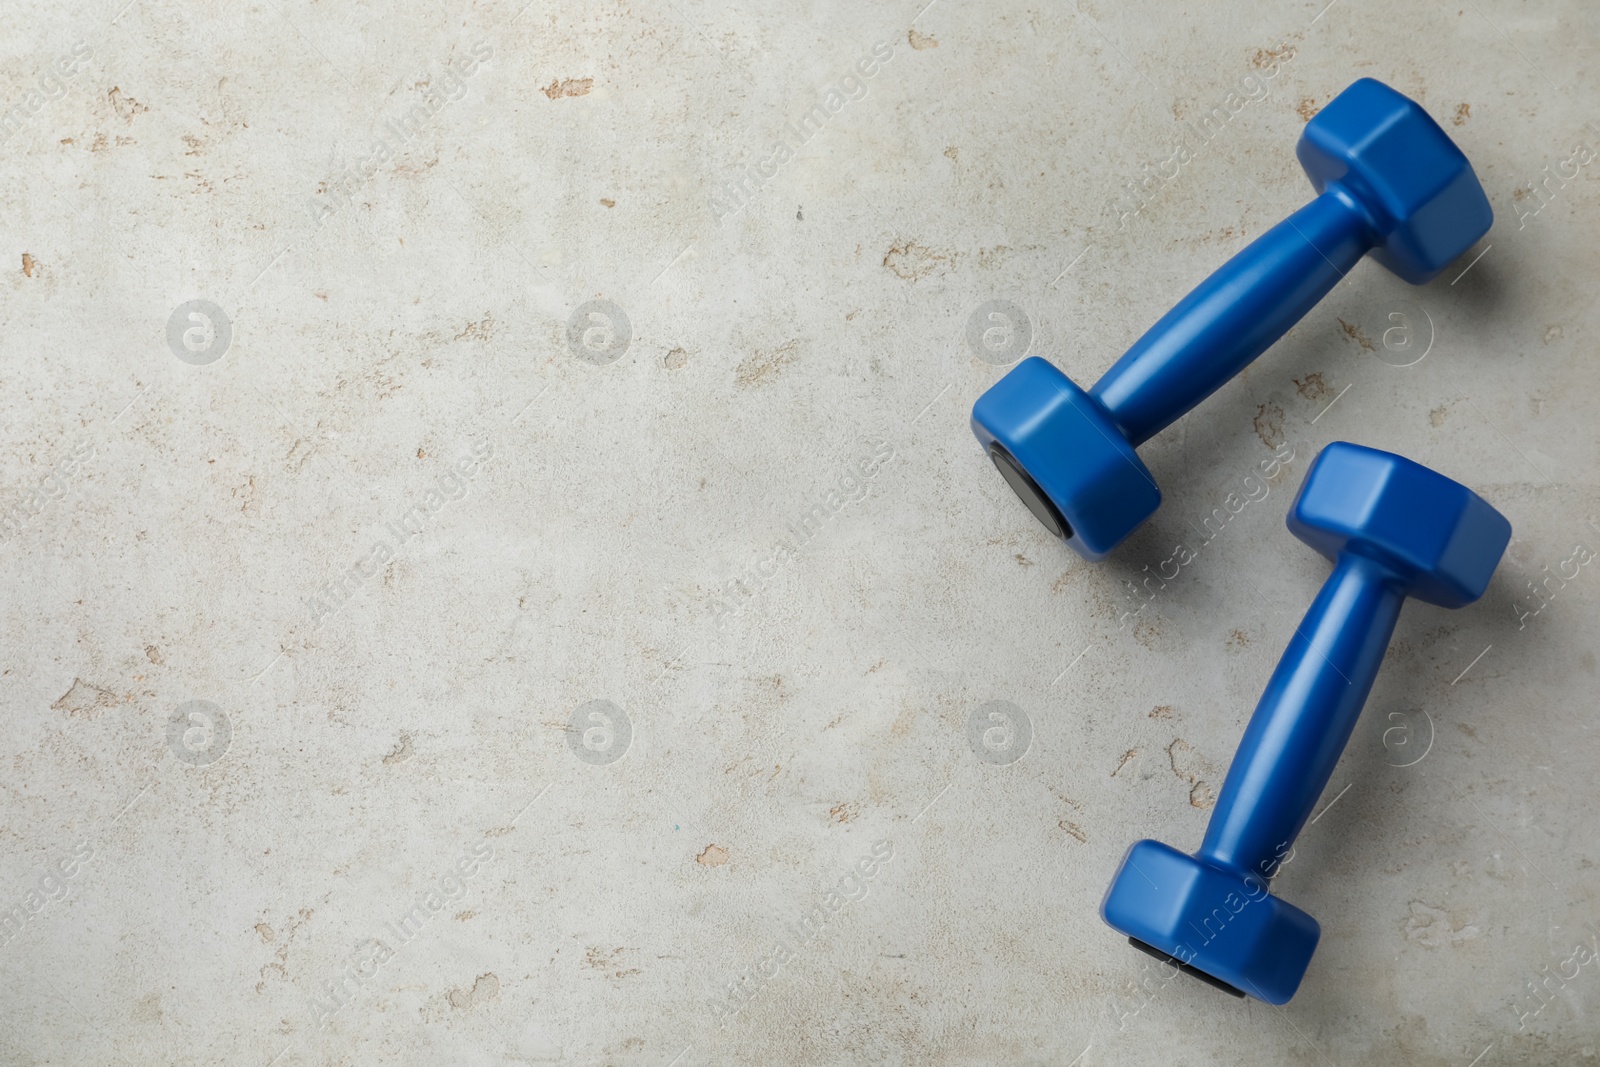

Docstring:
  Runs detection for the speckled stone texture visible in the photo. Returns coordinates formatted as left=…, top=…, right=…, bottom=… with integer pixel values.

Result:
left=0, top=0, right=1596, bottom=1064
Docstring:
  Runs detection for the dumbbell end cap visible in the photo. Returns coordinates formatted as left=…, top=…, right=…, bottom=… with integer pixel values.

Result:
left=972, top=357, right=1161, bottom=561
left=1127, top=937, right=1246, bottom=998
left=1102, top=839, right=1320, bottom=1005
left=1298, top=78, right=1493, bottom=285
left=1289, top=442, right=1512, bottom=609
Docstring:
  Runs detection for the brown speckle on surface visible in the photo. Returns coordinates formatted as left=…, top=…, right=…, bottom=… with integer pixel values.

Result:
left=1168, top=739, right=1194, bottom=777
left=1226, top=629, right=1248, bottom=650
left=1339, top=317, right=1377, bottom=351
left=1403, top=901, right=1482, bottom=948
left=1252, top=42, right=1296, bottom=71
left=696, top=844, right=728, bottom=867
left=1429, top=404, right=1451, bottom=427
left=1296, top=97, right=1320, bottom=122
left=1544, top=325, right=1563, bottom=344
left=664, top=346, right=688, bottom=370
left=584, top=946, right=640, bottom=979
left=1168, top=738, right=1215, bottom=808
left=1059, top=819, right=1087, bottom=843
left=454, top=316, right=495, bottom=342
left=145, top=645, right=163, bottom=665
left=1253, top=401, right=1285, bottom=449
left=600, top=197, right=615, bottom=208
left=53, top=678, right=117, bottom=718
left=1453, top=102, right=1471, bottom=126
left=977, top=245, right=1011, bottom=269
left=944, top=146, right=959, bottom=161
left=542, top=78, right=593, bottom=100
left=1293, top=372, right=1328, bottom=400
left=382, top=732, right=414, bottom=765
left=447, top=973, right=500, bottom=1009
left=254, top=923, right=274, bottom=942
left=908, top=28, right=939, bottom=49
left=1148, top=705, right=1174, bottom=720
left=109, top=86, right=149, bottom=122
left=1111, top=748, right=1141, bottom=777
left=21, top=253, right=37, bottom=277
left=1014, top=553, right=1033, bottom=567
left=234, top=474, right=259, bottom=515
left=829, top=802, right=858, bottom=824
left=883, top=239, right=954, bottom=282
left=735, top=339, right=800, bottom=387
left=455, top=910, right=476, bottom=921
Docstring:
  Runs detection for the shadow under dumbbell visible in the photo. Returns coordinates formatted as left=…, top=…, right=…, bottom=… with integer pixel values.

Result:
left=1127, top=937, right=1247, bottom=998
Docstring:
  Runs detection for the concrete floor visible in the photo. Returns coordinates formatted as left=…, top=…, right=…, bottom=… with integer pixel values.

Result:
left=0, top=0, right=1596, bottom=1064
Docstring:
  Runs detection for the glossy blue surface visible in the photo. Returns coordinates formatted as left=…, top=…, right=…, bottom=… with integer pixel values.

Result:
left=1298, top=78, right=1495, bottom=285
left=972, top=79, right=1492, bottom=559
left=1101, top=839, right=1320, bottom=1005
left=1289, top=443, right=1512, bottom=609
left=1102, top=444, right=1511, bottom=1003
left=1091, top=191, right=1370, bottom=448
left=970, top=357, right=1159, bottom=561
left=1199, top=551, right=1403, bottom=879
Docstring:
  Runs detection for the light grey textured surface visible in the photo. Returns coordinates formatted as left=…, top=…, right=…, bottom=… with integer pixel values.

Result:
left=0, top=1, right=1596, bottom=1064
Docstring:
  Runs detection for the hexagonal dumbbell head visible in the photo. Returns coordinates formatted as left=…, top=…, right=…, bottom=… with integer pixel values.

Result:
left=970, top=357, right=1161, bottom=561
left=1297, top=78, right=1493, bottom=285
left=1102, top=840, right=1320, bottom=1005
left=1288, top=442, right=1512, bottom=609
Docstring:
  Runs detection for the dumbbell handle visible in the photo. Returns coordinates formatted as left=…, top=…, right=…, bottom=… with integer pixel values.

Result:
left=1199, top=552, right=1404, bottom=880
left=1090, top=187, right=1374, bottom=448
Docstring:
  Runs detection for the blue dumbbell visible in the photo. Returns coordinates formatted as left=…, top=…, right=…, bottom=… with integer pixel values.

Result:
left=1100, top=442, right=1511, bottom=1003
left=972, top=79, right=1493, bottom=560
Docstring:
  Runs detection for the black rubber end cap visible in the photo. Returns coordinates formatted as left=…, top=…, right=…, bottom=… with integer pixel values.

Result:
left=1127, top=937, right=1247, bottom=998
left=989, top=444, right=1071, bottom=541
